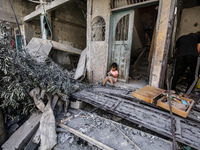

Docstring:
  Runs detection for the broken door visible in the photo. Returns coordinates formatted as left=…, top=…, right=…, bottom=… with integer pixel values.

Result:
left=110, top=10, right=134, bottom=82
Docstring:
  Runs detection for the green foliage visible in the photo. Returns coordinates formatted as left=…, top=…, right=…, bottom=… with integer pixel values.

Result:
left=0, top=21, right=88, bottom=122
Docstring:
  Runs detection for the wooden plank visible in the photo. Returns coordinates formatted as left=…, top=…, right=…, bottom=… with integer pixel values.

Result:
left=111, top=0, right=159, bottom=12
left=90, top=87, right=200, bottom=123
left=58, top=123, right=114, bottom=150
left=74, top=48, right=87, bottom=80
left=1, top=114, right=41, bottom=150
left=23, top=0, right=71, bottom=22
left=132, top=85, right=165, bottom=103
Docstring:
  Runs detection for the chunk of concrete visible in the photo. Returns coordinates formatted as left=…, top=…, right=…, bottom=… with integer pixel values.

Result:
left=74, top=48, right=87, bottom=80
left=1, top=113, right=41, bottom=150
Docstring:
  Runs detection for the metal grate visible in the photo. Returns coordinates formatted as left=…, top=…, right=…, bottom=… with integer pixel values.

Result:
left=111, top=0, right=150, bottom=9
left=115, top=14, right=129, bottom=41
left=91, top=17, right=106, bottom=41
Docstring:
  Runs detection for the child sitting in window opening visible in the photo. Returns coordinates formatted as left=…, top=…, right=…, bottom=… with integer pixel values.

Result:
left=103, top=63, right=119, bottom=86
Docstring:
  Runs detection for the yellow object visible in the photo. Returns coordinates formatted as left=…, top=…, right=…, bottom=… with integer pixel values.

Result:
left=196, top=77, right=200, bottom=88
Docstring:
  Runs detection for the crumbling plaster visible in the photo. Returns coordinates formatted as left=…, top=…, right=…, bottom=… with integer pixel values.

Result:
left=177, top=6, right=200, bottom=38
left=53, top=3, right=86, bottom=50
left=0, top=0, right=36, bottom=24
left=87, top=0, right=111, bottom=83
left=51, top=3, right=86, bottom=68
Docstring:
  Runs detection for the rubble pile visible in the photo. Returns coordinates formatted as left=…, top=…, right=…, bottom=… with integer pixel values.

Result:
left=0, top=21, right=88, bottom=122
left=55, top=111, right=173, bottom=150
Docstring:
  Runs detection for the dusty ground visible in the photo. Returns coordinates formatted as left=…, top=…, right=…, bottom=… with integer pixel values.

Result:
left=55, top=109, right=172, bottom=150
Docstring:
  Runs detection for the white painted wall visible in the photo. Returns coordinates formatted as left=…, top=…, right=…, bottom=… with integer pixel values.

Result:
left=178, top=6, right=200, bottom=38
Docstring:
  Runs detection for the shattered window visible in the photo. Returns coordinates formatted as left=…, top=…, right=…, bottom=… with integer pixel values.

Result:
left=91, top=17, right=106, bottom=41
left=115, top=14, right=129, bottom=41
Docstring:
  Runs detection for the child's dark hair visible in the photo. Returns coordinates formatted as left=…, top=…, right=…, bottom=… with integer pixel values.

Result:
left=111, top=62, right=118, bottom=69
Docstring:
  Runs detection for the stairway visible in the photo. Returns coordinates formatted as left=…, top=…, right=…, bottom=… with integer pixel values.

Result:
left=130, top=47, right=149, bottom=79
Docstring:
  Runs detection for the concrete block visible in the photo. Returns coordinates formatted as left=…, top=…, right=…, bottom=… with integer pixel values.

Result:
left=70, top=101, right=84, bottom=109
left=1, top=113, right=41, bottom=150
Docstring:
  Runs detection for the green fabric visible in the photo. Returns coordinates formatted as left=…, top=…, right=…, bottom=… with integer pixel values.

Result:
left=184, top=146, right=191, bottom=150
left=170, top=96, right=173, bottom=101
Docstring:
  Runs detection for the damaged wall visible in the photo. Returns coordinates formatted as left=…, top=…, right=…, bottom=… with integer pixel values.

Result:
left=177, top=6, right=200, bottom=38
left=0, top=0, right=38, bottom=46
left=0, top=0, right=36, bottom=24
left=52, top=3, right=86, bottom=50
left=49, top=2, right=86, bottom=68
left=21, top=2, right=87, bottom=68
left=87, top=0, right=110, bottom=82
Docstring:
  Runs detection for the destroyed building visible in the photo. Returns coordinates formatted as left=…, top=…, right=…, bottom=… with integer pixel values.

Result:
left=86, top=0, right=200, bottom=88
left=1, top=0, right=86, bottom=69
left=0, top=0, right=200, bottom=150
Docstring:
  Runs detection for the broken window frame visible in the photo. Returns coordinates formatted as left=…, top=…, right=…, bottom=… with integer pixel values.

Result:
left=115, top=14, right=130, bottom=41
left=91, top=16, right=106, bottom=42
left=111, top=0, right=150, bottom=9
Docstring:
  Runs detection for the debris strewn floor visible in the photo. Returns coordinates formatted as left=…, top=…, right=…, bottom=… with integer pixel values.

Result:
left=55, top=111, right=172, bottom=150
left=71, top=87, right=200, bottom=149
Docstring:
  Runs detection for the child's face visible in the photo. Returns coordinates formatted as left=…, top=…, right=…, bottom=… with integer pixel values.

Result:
left=111, top=67, right=117, bottom=71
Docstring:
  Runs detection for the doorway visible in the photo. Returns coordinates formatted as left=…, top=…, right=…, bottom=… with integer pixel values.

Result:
left=168, top=0, right=200, bottom=93
left=109, top=9, right=135, bottom=83
left=109, top=4, right=158, bottom=88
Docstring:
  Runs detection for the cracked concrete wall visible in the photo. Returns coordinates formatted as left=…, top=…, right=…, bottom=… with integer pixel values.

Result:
left=51, top=2, right=86, bottom=68
left=0, top=0, right=40, bottom=46
left=53, top=3, right=86, bottom=50
left=87, top=0, right=110, bottom=83
left=0, top=0, right=36, bottom=24
left=177, top=6, right=200, bottom=38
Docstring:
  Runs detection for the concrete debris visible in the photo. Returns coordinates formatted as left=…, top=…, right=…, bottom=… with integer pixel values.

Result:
left=55, top=112, right=172, bottom=150
left=57, top=132, right=71, bottom=144
left=71, top=88, right=200, bottom=149
left=1, top=114, right=41, bottom=150
left=1, top=19, right=199, bottom=150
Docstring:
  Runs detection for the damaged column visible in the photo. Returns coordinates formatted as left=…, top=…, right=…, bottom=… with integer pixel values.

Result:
left=149, top=0, right=177, bottom=88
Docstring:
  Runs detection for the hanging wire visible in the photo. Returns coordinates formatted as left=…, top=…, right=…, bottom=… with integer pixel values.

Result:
left=9, top=0, right=22, bottom=37
left=43, top=4, right=53, bottom=40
